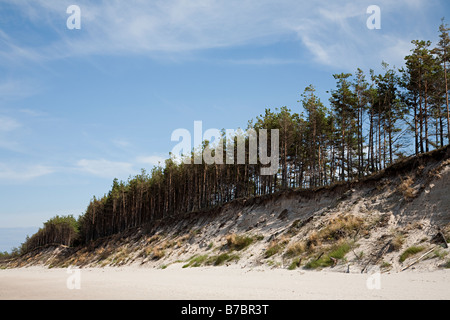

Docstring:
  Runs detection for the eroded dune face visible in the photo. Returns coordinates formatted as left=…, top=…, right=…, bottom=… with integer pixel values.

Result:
left=398, top=163, right=450, bottom=226
left=4, top=148, right=450, bottom=273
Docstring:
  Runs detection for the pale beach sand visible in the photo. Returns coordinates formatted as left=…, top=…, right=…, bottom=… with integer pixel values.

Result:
left=1, top=265, right=449, bottom=300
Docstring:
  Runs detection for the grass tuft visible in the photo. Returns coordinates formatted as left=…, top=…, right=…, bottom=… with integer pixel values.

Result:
left=399, top=246, right=425, bottom=263
left=285, top=241, right=306, bottom=258
left=304, top=241, right=353, bottom=270
left=183, top=254, right=209, bottom=268
left=288, top=257, right=302, bottom=270
left=226, top=234, right=254, bottom=251
left=208, top=253, right=240, bottom=266
left=265, top=237, right=289, bottom=258
left=397, top=175, right=416, bottom=199
left=391, top=234, right=405, bottom=251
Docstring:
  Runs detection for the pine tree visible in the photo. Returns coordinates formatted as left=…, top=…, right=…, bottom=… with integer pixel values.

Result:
left=300, top=85, right=330, bottom=187
left=433, top=18, right=450, bottom=142
left=330, top=73, right=358, bottom=181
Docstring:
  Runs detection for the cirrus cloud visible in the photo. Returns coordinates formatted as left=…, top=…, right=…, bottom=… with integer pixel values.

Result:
left=0, top=163, right=54, bottom=182
left=76, top=158, right=134, bottom=179
left=0, top=0, right=438, bottom=70
left=136, top=155, right=166, bottom=167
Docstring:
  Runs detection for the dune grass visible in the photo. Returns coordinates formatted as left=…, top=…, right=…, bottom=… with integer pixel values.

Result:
left=208, top=253, right=240, bottom=266
left=265, top=237, right=290, bottom=258
left=304, top=241, right=353, bottom=270
left=399, top=246, right=425, bottom=263
left=226, top=234, right=254, bottom=251
left=183, top=254, right=209, bottom=268
left=182, top=253, right=240, bottom=268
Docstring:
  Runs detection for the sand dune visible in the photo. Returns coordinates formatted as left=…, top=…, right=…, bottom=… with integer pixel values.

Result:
left=1, top=265, right=449, bottom=300
left=2, top=149, right=450, bottom=301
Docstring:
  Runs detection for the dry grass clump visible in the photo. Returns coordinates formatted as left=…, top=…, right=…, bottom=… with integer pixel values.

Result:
left=391, top=233, right=405, bottom=251
left=397, top=175, right=416, bottom=199
left=96, top=246, right=113, bottom=261
left=111, top=247, right=132, bottom=265
left=159, top=239, right=176, bottom=250
left=175, top=234, right=190, bottom=247
left=152, top=247, right=165, bottom=260
left=391, top=235, right=404, bottom=251
left=147, top=234, right=162, bottom=244
left=306, top=231, right=322, bottom=251
left=140, top=243, right=166, bottom=260
left=288, top=214, right=365, bottom=269
left=226, top=233, right=254, bottom=251
left=314, top=215, right=365, bottom=244
left=285, top=241, right=307, bottom=258
left=404, top=221, right=425, bottom=232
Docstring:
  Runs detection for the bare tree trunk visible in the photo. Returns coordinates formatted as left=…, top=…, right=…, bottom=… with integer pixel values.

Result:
left=414, top=98, right=419, bottom=155
left=388, top=112, right=393, bottom=165
left=368, top=109, right=374, bottom=171
left=424, top=80, right=429, bottom=153
left=444, top=59, right=450, bottom=142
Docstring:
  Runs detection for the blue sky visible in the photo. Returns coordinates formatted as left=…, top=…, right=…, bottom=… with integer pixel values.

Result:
left=0, top=0, right=448, bottom=251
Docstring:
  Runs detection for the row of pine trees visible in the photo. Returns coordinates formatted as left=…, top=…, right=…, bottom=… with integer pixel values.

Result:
left=16, top=19, right=450, bottom=254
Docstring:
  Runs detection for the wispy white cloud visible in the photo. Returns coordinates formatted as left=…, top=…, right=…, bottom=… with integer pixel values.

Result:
left=0, top=154, right=169, bottom=184
left=0, top=0, right=436, bottom=69
left=223, top=57, right=303, bottom=66
left=0, top=29, right=45, bottom=65
left=1, top=0, right=292, bottom=59
left=0, top=1, right=318, bottom=62
left=76, top=159, right=134, bottom=179
left=136, top=155, right=166, bottom=167
left=75, top=154, right=167, bottom=179
left=0, top=163, right=54, bottom=181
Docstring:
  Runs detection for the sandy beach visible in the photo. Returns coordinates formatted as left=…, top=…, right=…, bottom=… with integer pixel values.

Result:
left=1, top=265, right=449, bottom=300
